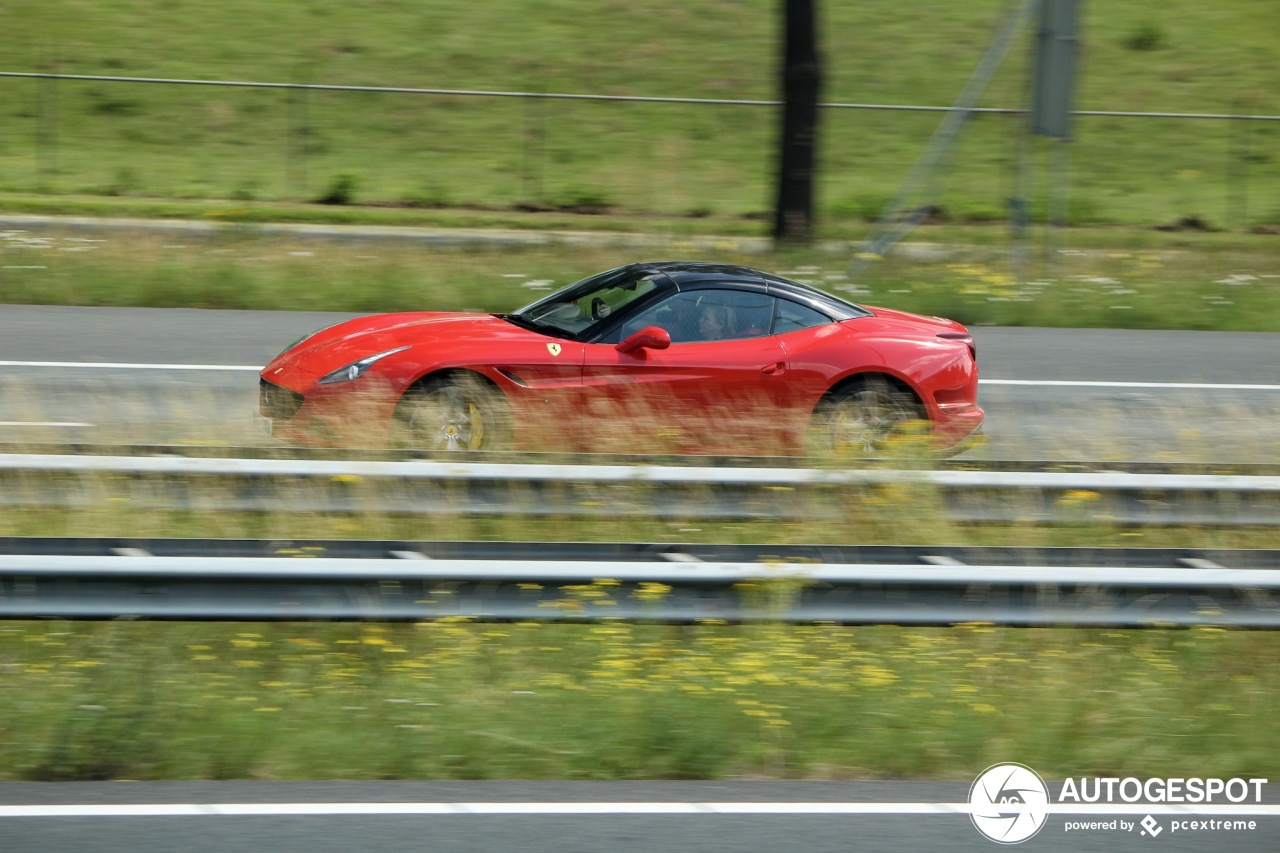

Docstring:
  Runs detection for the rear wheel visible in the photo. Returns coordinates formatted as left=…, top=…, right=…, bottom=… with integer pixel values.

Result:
left=395, top=375, right=511, bottom=451
left=808, top=377, right=925, bottom=457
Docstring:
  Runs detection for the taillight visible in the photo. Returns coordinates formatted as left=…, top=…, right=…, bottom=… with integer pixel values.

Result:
left=937, top=332, right=976, bottom=361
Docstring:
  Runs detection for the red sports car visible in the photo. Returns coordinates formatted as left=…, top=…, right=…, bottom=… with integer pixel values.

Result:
left=259, top=261, right=983, bottom=456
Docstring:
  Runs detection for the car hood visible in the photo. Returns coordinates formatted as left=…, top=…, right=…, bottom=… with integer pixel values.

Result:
left=267, top=311, right=542, bottom=374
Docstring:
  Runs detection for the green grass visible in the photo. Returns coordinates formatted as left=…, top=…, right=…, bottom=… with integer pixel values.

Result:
left=3, top=619, right=1276, bottom=781
left=1, top=1, right=1278, bottom=231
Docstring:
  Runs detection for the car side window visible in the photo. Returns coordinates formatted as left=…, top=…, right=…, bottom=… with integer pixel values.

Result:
left=615, top=289, right=777, bottom=344
left=773, top=299, right=833, bottom=335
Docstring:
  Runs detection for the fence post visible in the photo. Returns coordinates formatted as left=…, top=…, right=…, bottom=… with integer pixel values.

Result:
left=523, top=83, right=545, bottom=202
left=36, top=71, right=58, bottom=184
left=1227, top=106, right=1252, bottom=229
left=286, top=80, right=310, bottom=198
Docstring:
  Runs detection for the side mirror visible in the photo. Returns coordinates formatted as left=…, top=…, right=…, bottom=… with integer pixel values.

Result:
left=616, top=326, right=671, bottom=355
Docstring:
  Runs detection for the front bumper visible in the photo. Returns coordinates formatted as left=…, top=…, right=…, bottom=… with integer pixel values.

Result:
left=259, top=378, right=304, bottom=420
left=259, top=374, right=401, bottom=447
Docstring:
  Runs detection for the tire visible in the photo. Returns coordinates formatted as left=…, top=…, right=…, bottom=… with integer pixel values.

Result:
left=394, top=374, right=511, bottom=451
left=807, top=377, right=925, bottom=457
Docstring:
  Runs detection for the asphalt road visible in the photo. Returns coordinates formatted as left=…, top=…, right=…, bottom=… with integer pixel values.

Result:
left=2, top=781, right=1277, bottom=853
left=0, top=304, right=1277, bottom=460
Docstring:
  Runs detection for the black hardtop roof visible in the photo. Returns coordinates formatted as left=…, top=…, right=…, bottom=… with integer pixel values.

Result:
left=631, top=260, right=869, bottom=319
left=633, top=260, right=775, bottom=283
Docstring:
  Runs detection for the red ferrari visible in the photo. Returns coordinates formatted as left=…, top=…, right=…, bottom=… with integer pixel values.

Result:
left=259, top=261, right=983, bottom=456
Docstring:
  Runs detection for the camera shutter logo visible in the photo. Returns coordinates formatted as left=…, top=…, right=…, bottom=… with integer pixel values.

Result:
left=970, top=763, right=1051, bottom=844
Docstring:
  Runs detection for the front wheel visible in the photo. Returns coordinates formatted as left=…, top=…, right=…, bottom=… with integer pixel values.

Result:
left=807, top=378, right=925, bottom=457
left=394, top=375, right=511, bottom=451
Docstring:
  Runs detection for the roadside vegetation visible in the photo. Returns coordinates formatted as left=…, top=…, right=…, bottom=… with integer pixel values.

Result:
left=1, top=0, right=1278, bottom=233
left=1, top=227, right=1277, bottom=331
left=3, top=618, right=1276, bottom=782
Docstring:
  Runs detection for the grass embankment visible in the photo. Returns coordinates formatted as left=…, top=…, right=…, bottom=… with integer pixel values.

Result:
left=2, top=227, right=1277, bottom=330
left=1, top=0, right=1278, bottom=230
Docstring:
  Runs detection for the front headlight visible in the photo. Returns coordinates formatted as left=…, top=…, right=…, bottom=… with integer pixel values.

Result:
left=317, top=346, right=411, bottom=384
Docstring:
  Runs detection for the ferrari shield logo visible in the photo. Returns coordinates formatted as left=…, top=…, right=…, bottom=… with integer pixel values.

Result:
left=546, top=343, right=561, bottom=357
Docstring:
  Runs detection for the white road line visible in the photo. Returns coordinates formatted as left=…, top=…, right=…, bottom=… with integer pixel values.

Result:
left=0, top=421, right=94, bottom=428
left=0, top=358, right=1274, bottom=391
left=1, top=802, right=1278, bottom=818
left=0, top=361, right=262, bottom=371
left=0, top=361, right=1277, bottom=392
left=982, top=379, right=1280, bottom=391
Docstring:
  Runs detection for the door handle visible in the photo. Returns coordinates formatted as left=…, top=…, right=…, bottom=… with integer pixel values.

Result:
left=760, top=361, right=786, bottom=376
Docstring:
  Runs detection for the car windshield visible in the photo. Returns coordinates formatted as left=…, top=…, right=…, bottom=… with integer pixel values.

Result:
left=507, top=265, right=674, bottom=337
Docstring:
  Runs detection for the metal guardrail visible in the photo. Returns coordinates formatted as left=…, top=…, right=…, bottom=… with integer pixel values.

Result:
left=7, top=443, right=1280, bottom=475
left=2, top=452, right=1278, bottom=526
left=6, top=452, right=1280, bottom=488
left=0, top=539, right=1277, bottom=627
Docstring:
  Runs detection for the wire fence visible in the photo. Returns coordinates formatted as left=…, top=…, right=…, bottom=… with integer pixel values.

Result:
left=2, top=71, right=1278, bottom=228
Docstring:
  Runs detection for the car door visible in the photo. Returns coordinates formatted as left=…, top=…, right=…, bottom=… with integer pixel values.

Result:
left=484, top=338, right=588, bottom=449
left=581, top=287, right=790, bottom=455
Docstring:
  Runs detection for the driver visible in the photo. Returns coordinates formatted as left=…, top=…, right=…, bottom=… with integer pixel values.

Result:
left=696, top=301, right=734, bottom=341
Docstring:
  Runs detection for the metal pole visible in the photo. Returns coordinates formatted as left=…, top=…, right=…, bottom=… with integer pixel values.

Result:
left=1044, top=136, right=1072, bottom=275
left=1010, top=13, right=1038, bottom=284
left=850, top=0, right=1044, bottom=274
